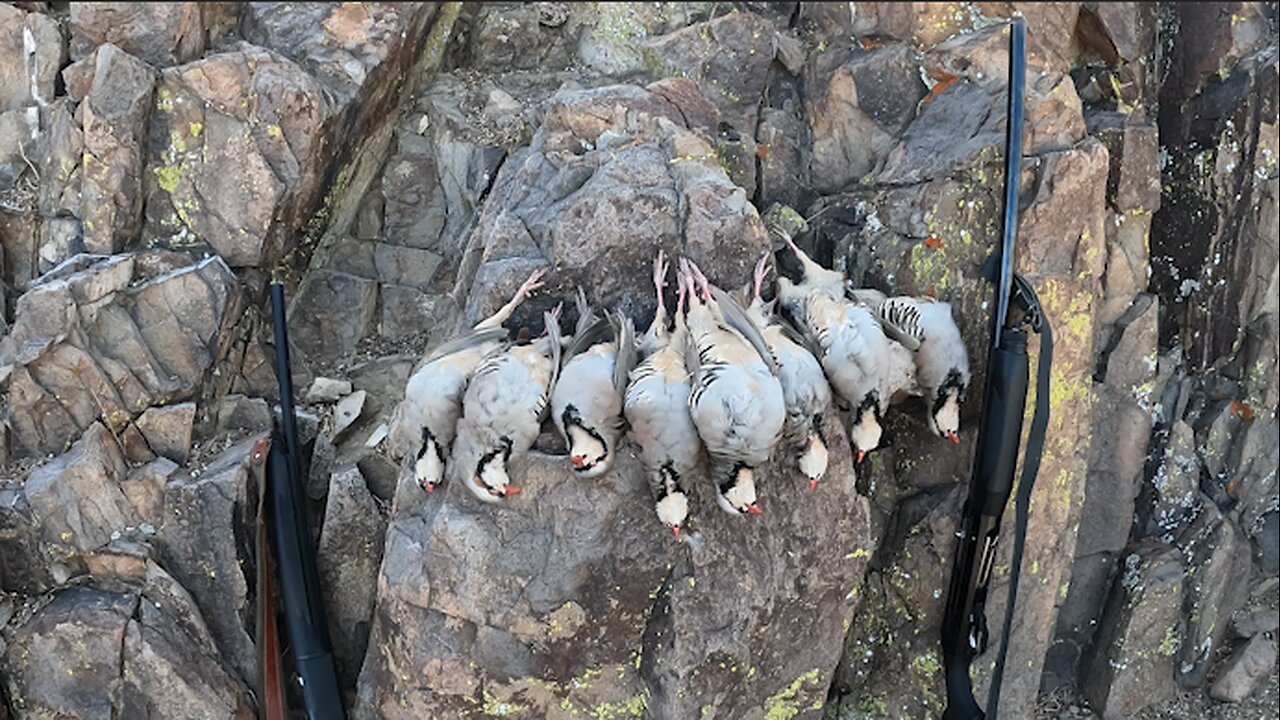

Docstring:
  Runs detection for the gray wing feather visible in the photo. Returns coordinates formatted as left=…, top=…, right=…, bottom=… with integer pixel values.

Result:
left=710, top=285, right=780, bottom=376
left=611, top=311, right=638, bottom=393
left=424, top=327, right=509, bottom=364
left=563, top=316, right=613, bottom=363
left=574, top=288, right=597, bottom=337
left=546, top=310, right=563, bottom=388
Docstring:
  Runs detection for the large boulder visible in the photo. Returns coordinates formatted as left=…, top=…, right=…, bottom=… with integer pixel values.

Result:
left=22, top=422, right=133, bottom=555
left=68, top=3, right=232, bottom=68
left=0, top=253, right=243, bottom=457
left=357, top=410, right=871, bottom=719
left=0, top=563, right=254, bottom=718
left=0, top=5, right=62, bottom=110
left=455, top=78, right=770, bottom=331
left=156, top=434, right=264, bottom=683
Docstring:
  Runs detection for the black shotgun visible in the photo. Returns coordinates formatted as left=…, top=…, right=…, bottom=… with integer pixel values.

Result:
left=269, top=281, right=347, bottom=720
left=939, top=18, right=1054, bottom=720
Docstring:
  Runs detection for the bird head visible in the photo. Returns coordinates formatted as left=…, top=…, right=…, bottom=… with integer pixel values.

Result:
left=716, top=465, right=763, bottom=517
left=654, top=490, right=689, bottom=536
left=928, top=370, right=967, bottom=444
left=472, top=438, right=519, bottom=501
left=562, top=406, right=612, bottom=478
left=414, top=430, right=445, bottom=493
left=848, top=396, right=883, bottom=463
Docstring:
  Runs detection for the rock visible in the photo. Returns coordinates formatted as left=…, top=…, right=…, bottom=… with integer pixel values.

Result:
left=373, top=242, right=444, bottom=289
left=1043, top=552, right=1120, bottom=690
left=1256, top=511, right=1279, bottom=576
left=756, top=107, right=810, bottom=211
left=23, top=423, right=134, bottom=554
left=119, top=457, right=178, bottom=527
left=355, top=453, right=398, bottom=503
left=829, top=487, right=965, bottom=719
left=379, top=285, right=458, bottom=341
left=458, top=80, right=769, bottom=330
left=318, top=465, right=387, bottom=690
left=209, top=394, right=273, bottom=436
left=1088, top=112, right=1161, bottom=215
left=0, top=5, right=62, bottom=110
left=306, top=377, right=354, bottom=404
left=135, top=402, right=196, bottom=464
left=74, top=44, right=156, bottom=255
left=807, top=43, right=926, bottom=193
left=1083, top=542, right=1185, bottom=720
left=1209, top=635, right=1278, bottom=703
left=357, top=409, right=871, bottom=719
left=1076, top=2, right=1157, bottom=65
left=640, top=11, right=782, bottom=132
left=0, top=482, right=57, bottom=593
left=1175, top=503, right=1252, bottom=687
left=288, top=269, right=379, bottom=359
left=1233, top=605, right=1280, bottom=639
left=0, top=107, right=38, bottom=193
left=333, top=390, right=367, bottom=439
left=1147, top=421, right=1200, bottom=539
left=68, top=3, right=212, bottom=67
left=1, top=253, right=242, bottom=457
left=157, top=436, right=262, bottom=682
left=1, top=578, right=254, bottom=718
left=142, top=43, right=335, bottom=267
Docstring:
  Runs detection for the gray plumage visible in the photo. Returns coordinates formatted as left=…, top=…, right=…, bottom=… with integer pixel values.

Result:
left=875, top=296, right=971, bottom=440
left=387, top=269, right=546, bottom=491
left=452, top=309, right=562, bottom=503
left=681, top=258, right=785, bottom=516
left=551, top=293, right=637, bottom=478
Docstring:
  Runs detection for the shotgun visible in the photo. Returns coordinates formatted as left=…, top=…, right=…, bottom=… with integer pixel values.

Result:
left=268, top=281, right=347, bottom=720
left=939, top=17, right=1054, bottom=719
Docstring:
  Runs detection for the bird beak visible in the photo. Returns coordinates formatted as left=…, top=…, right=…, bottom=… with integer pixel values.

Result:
left=425, top=483, right=435, bottom=493
left=946, top=431, right=960, bottom=444
left=570, top=455, right=586, bottom=469
left=502, top=485, right=521, bottom=496
left=746, top=503, right=764, bottom=516
left=808, top=478, right=819, bottom=491
left=856, top=450, right=866, bottom=463
left=671, top=525, right=681, bottom=537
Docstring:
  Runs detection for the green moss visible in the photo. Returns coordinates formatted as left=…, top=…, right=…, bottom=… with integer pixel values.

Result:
left=481, top=691, right=525, bottom=717
left=265, top=124, right=283, bottom=139
left=1158, top=626, right=1181, bottom=656
left=188, top=121, right=203, bottom=137
left=763, top=668, right=824, bottom=720
left=590, top=692, right=646, bottom=719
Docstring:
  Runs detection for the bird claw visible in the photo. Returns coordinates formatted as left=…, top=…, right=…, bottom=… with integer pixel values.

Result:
left=514, top=268, right=547, bottom=303
left=752, top=253, right=771, bottom=301
left=684, top=258, right=712, bottom=301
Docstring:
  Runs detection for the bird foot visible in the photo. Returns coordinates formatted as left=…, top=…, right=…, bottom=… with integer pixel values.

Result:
left=513, top=267, right=546, bottom=304
left=752, top=253, right=771, bottom=302
left=653, top=250, right=669, bottom=312
left=684, top=258, right=713, bottom=301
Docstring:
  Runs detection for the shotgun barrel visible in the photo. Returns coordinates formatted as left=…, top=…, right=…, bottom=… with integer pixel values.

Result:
left=269, top=282, right=346, bottom=720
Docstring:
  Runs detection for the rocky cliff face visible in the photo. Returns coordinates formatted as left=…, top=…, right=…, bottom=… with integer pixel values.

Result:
left=1, top=3, right=1276, bottom=720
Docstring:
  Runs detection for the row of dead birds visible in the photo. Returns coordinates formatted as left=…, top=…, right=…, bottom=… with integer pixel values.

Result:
left=388, top=235, right=970, bottom=536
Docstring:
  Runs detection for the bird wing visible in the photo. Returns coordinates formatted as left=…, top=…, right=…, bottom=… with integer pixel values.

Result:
left=875, top=296, right=926, bottom=351
left=710, top=285, right=780, bottom=375
left=611, top=310, right=638, bottom=394
left=562, top=315, right=612, bottom=364
left=423, top=327, right=509, bottom=365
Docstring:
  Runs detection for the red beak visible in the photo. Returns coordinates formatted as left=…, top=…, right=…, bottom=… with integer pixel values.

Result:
left=946, top=431, right=960, bottom=444
left=425, top=483, right=435, bottom=493
left=570, top=455, right=586, bottom=469
left=856, top=450, right=866, bottom=463
left=746, top=503, right=764, bottom=516
left=808, top=478, right=820, bottom=491
left=503, top=485, right=521, bottom=496
left=671, top=525, right=681, bottom=537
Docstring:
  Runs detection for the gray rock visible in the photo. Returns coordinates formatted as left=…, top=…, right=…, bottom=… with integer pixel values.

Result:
left=210, top=394, right=273, bottom=436
left=1209, top=635, right=1278, bottom=703
left=119, top=457, right=179, bottom=528
left=1232, top=605, right=1280, bottom=639
left=2, top=254, right=242, bottom=457
left=0, top=578, right=254, bottom=718
left=458, top=80, right=768, bottom=330
left=69, top=3, right=210, bottom=67
left=1087, top=112, right=1161, bottom=215
left=357, top=408, right=871, bottom=719
left=24, top=423, right=134, bottom=554
left=76, top=43, right=156, bottom=254
left=0, top=482, right=57, bottom=593
left=378, top=286, right=457, bottom=341
left=0, top=108, right=37, bottom=193
left=808, top=43, right=926, bottom=193
left=1147, top=421, right=1201, bottom=539
left=1256, top=511, right=1279, bottom=576
left=318, top=465, right=387, bottom=690
left=756, top=107, right=810, bottom=211
left=0, top=5, right=62, bottom=110
left=373, top=242, right=444, bottom=290
left=333, top=390, right=367, bottom=439
left=288, top=269, right=378, bottom=359
left=306, top=377, right=354, bottom=404
left=1175, top=503, right=1252, bottom=687
left=1076, top=2, right=1157, bottom=65
left=135, top=402, right=196, bottom=465
left=1083, top=542, right=1185, bottom=720
left=640, top=11, right=781, bottom=132
left=1043, top=552, right=1120, bottom=691
left=157, top=436, right=262, bottom=682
